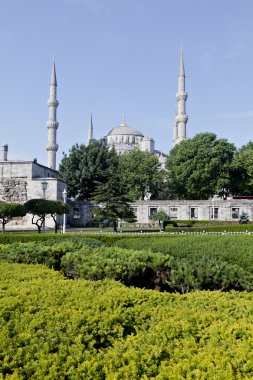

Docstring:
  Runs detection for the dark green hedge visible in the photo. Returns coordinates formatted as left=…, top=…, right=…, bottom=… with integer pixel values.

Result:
left=1, top=234, right=253, bottom=292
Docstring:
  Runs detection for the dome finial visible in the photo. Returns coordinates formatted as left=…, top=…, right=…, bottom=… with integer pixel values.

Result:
left=120, top=114, right=126, bottom=127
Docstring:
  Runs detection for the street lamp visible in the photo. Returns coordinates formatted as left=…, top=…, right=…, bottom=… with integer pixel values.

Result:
left=41, top=179, right=48, bottom=199
left=41, top=179, right=48, bottom=232
left=211, top=198, right=215, bottom=221
left=62, top=188, right=67, bottom=234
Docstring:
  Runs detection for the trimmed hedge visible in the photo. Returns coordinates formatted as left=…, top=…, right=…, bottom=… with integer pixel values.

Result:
left=61, top=246, right=171, bottom=289
left=2, top=234, right=253, bottom=292
left=0, top=237, right=104, bottom=270
left=114, top=235, right=253, bottom=292
left=1, top=262, right=253, bottom=379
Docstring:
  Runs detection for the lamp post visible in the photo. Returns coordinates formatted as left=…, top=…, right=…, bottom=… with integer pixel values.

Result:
left=62, top=188, right=67, bottom=234
left=211, top=198, right=215, bottom=221
left=41, top=179, right=48, bottom=232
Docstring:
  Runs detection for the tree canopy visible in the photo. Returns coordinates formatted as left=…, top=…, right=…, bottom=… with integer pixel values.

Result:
left=24, top=199, right=69, bottom=233
left=118, top=150, right=167, bottom=200
left=92, top=164, right=136, bottom=232
left=166, top=133, right=237, bottom=200
left=0, top=202, right=26, bottom=233
left=232, top=141, right=253, bottom=196
left=59, top=141, right=118, bottom=200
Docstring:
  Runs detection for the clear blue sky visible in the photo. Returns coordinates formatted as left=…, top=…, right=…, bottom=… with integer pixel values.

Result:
left=1, top=0, right=253, bottom=167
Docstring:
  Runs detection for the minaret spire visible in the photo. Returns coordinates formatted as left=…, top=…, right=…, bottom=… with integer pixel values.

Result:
left=87, top=112, right=94, bottom=144
left=174, top=47, right=188, bottom=146
left=179, top=45, right=185, bottom=77
left=46, top=59, right=59, bottom=170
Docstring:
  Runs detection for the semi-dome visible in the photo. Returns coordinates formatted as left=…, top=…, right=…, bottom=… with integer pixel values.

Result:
left=105, top=116, right=144, bottom=138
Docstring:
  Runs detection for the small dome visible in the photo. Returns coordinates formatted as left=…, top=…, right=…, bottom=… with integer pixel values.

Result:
left=105, top=117, right=144, bottom=138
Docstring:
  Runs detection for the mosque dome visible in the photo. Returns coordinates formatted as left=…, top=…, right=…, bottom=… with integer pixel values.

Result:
left=105, top=116, right=144, bottom=138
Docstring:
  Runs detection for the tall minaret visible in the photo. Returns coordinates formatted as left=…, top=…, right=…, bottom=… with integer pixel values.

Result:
left=174, top=47, right=188, bottom=146
left=46, top=59, right=59, bottom=170
left=87, top=113, right=94, bottom=144
left=172, top=109, right=178, bottom=147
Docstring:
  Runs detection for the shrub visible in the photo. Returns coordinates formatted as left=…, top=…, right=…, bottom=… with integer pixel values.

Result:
left=2, top=262, right=253, bottom=379
left=61, top=246, right=172, bottom=290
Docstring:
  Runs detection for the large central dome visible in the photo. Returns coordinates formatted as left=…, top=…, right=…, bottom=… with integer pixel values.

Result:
left=105, top=116, right=144, bottom=138
left=102, top=116, right=156, bottom=156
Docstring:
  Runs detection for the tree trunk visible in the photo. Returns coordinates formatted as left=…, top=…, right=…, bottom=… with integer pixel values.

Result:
left=113, top=221, right=117, bottom=232
left=51, top=214, right=58, bottom=233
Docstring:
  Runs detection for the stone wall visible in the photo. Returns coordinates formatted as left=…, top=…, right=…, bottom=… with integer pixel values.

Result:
left=0, top=178, right=28, bottom=202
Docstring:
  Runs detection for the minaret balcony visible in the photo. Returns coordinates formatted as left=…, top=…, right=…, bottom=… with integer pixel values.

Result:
left=176, top=92, right=188, bottom=101
left=47, top=100, right=59, bottom=108
left=47, top=121, right=59, bottom=129
left=46, top=142, right=59, bottom=151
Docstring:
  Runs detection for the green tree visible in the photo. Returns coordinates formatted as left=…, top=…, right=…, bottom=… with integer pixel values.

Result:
left=92, top=165, right=136, bottom=232
left=119, top=150, right=167, bottom=200
left=59, top=141, right=118, bottom=200
left=149, top=211, right=170, bottom=231
left=48, top=201, right=69, bottom=233
left=24, top=199, right=69, bottom=233
left=232, top=141, right=253, bottom=195
left=0, top=202, right=26, bottom=233
left=166, top=133, right=236, bottom=199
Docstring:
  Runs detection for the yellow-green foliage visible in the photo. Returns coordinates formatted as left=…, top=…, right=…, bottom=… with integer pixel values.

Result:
left=1, top=262, right=253, bottom=379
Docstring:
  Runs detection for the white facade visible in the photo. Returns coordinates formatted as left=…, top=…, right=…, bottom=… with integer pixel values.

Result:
left=130, top=199, right=253, bottom=225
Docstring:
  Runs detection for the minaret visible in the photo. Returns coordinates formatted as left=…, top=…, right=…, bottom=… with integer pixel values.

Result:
left=87, top=113, right=94, bottom=144
left=46, top=59, right=59, bottom=170
left=172, top=109, right=178, bottom=147
left=174, top=47, right=188, bottom=145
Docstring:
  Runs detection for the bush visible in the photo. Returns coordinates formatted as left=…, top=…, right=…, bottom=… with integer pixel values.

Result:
left=61, top=245, right=172, bottom=290
left=114, top=235, right=253, bottom=292
left=0, top=237, right=104, bottom=270
left=2, top=262, right=253, bottom=379
left=2, top=234, right=253, bottom=293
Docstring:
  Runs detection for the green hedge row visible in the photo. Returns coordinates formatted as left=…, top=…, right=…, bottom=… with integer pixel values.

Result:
left=61, top=246, right=171, bottom=289
left=1, top=262, right=253, bottom=379
left=114, top=235, right=253, bottom=292
left=1, top=234, right=253, bottom=292
left=0, top=237, right=104, bottom=270
left=174, top=224, right=253, bottom=232
left=0, top=237, right=171, bottom=290
left=0, top=233, right=128, bottom=246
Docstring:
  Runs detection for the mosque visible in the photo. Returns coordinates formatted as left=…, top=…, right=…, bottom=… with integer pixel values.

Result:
left=86, top=48, right=188, bottom=167
left=1, top=49, right=251, bottom=229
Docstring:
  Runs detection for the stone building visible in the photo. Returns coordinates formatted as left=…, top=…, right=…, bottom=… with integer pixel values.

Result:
left=0, top=157, right=66, bottom=229
left=87, top=114, right=167, bottom=168
left=131, top=199, right=253, bottom=226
